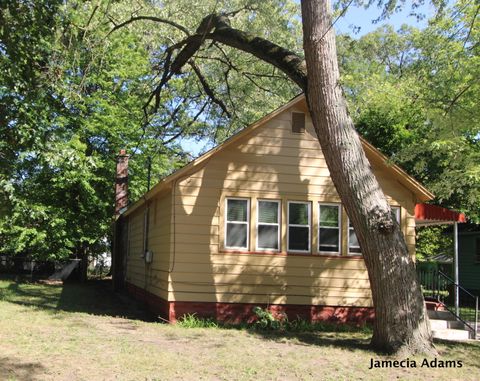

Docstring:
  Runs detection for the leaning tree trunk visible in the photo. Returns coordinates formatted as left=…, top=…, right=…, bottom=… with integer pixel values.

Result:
left=300, top=0, right=434, bottom=355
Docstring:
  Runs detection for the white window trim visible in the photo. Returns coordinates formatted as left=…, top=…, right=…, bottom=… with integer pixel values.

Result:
left=256, top=199, right=281, bottom=252
left=225, top=197, right=250, bottom=250
left=287, top=201, right=311, bottom=253
left=318, top=203, right=341, bottom=255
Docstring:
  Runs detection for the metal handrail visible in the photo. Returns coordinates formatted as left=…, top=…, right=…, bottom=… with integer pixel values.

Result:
left=438, top=270, right=477, bottom=299
left=436, top=270, right=478, bottom=340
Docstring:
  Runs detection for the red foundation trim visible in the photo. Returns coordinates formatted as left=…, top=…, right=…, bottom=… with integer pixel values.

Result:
left=169, top=301, right=374, bottom=324
left=125, top=282, right=374, bottom=325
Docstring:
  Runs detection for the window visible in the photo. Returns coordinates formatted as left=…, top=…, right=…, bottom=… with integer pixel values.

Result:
left=392, top=206, right=401, bottom=224
left=348, top=218, right=361, bottom=255
left=348, top=206, right=401, bottom=255
left=292, top=112, right=305, bottom=133
left=319, top=203, right=341, bottom=254
left=288, top=201, right=311, bottom=252
left=225, top=198, right=249, bottom=249
left=257, top=200, right=280, bottom=251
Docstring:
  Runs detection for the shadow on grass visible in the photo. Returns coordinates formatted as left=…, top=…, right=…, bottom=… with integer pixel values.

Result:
left=0, top=276, right=155, bottom=321
left=248, top=329, right=373, bottom=352
left=176, top=314, right=375, bottom=353
left=251, top=330, right=480, bottom=357
left=434, top=338, right=480, bottom=368
left=0, top=356, right=46, bottom=381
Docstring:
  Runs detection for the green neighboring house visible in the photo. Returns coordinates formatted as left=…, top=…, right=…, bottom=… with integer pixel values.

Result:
left=459, top=228, right=480, bottom=295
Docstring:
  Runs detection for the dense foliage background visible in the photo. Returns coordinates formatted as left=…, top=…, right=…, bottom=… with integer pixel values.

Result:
left=0, top=0, right=478, bottom=264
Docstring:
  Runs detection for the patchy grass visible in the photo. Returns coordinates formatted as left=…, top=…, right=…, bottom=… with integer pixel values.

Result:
left=1, top=277, right=479, bottom=381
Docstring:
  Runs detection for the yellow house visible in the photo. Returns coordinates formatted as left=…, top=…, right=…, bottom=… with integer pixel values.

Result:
left=114, top=95, right=433, bottom=324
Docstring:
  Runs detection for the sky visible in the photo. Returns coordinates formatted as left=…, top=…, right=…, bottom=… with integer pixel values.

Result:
left=180, top=1, right=437, bottom=157
left=334, top=2, right=435, bottom=36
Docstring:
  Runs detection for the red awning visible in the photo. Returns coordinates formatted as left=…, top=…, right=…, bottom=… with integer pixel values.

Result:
left=415, top=203, right=466, bottom=226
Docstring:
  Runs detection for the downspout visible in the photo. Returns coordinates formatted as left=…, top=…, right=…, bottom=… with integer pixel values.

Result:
left=454, top=221, right=459, bottom=316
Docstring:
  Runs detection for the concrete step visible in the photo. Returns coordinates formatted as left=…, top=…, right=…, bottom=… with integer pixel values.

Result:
left=430, top=319, right=465, bottom=330
left=428, top=309, right=457, bottom=320
left=432, top=328, right=473, bottom=341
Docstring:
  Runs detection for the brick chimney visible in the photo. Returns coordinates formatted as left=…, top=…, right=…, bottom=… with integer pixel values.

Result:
left=115, top=149, right=129, bottom=216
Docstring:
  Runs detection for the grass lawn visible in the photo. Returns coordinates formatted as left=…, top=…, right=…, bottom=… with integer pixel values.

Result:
left=1, top=277, right=479, bottom=381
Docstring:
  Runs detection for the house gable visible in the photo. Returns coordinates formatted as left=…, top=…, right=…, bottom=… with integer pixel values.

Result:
left=124, top=95, right=432, bottom=218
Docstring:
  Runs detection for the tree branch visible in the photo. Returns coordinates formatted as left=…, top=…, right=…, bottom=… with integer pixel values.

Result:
left=126, top=13, right=306, bottom=122
left=108, top=16, right=190, bottom=37
left=463, top=4, right=480, bottom=49
left=162, top=101, right=209, bottom=145
left=444, top=82, right=474, bottom=115
left=189, top=60, right=231, bottom=117
left=167, top=14, right=307, bottom=90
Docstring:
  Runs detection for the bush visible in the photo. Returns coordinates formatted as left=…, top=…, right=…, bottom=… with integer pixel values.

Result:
left=252, top=306, right=371, bottom=333
left=252, top=306, right=288, bottom=330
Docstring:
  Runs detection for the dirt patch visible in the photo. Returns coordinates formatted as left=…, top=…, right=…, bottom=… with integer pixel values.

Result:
left=0, top=356, right=46, bottom=381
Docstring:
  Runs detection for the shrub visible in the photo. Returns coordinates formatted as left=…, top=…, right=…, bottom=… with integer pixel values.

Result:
left=252, top=306, right=288, bottom=330
left=252, top=306, right=372, bottom=333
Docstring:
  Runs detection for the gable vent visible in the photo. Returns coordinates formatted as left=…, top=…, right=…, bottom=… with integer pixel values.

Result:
left=292, top=112, right=305, bottom=133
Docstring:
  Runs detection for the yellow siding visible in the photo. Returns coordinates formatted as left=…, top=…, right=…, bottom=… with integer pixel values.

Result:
left=168, top=105, right=418, bottom=307
left=125, top=192, right=172, bottom=300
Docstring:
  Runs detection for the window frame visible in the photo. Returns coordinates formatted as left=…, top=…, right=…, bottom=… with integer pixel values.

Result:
left=318, top=202, right=341, bottom=255
left=256, top=199, right=281, bottom=252
left=225, top=197, right=250, bottom=250
left=287, top=201, right=311, bottom=253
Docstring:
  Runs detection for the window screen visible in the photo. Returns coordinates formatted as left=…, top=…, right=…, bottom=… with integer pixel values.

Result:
left=348, top=218, right=361, bottom=255
left=226, top=198, right=249, bottom=249
left=257, top=200, right=280, bottom=250
left=319, top=204, right=340, bottom=253
left=288, top=202, right=310, bottom=252
left=392, top=206, right=401, bottom=224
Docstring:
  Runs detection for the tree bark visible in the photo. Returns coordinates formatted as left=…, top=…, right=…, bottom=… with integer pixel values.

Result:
left=300, top=0, right=434, bottom=354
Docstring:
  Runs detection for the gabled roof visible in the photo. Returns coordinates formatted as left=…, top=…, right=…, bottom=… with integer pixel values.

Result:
left=124, top=94, right=434, bottom=216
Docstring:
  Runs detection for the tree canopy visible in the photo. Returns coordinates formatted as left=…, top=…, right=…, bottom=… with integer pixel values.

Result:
left=0, top=0, right=301, bottom=261
left=0, top=0, right=477, bottom=265
left=338, top=0, right=480, bottom=222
